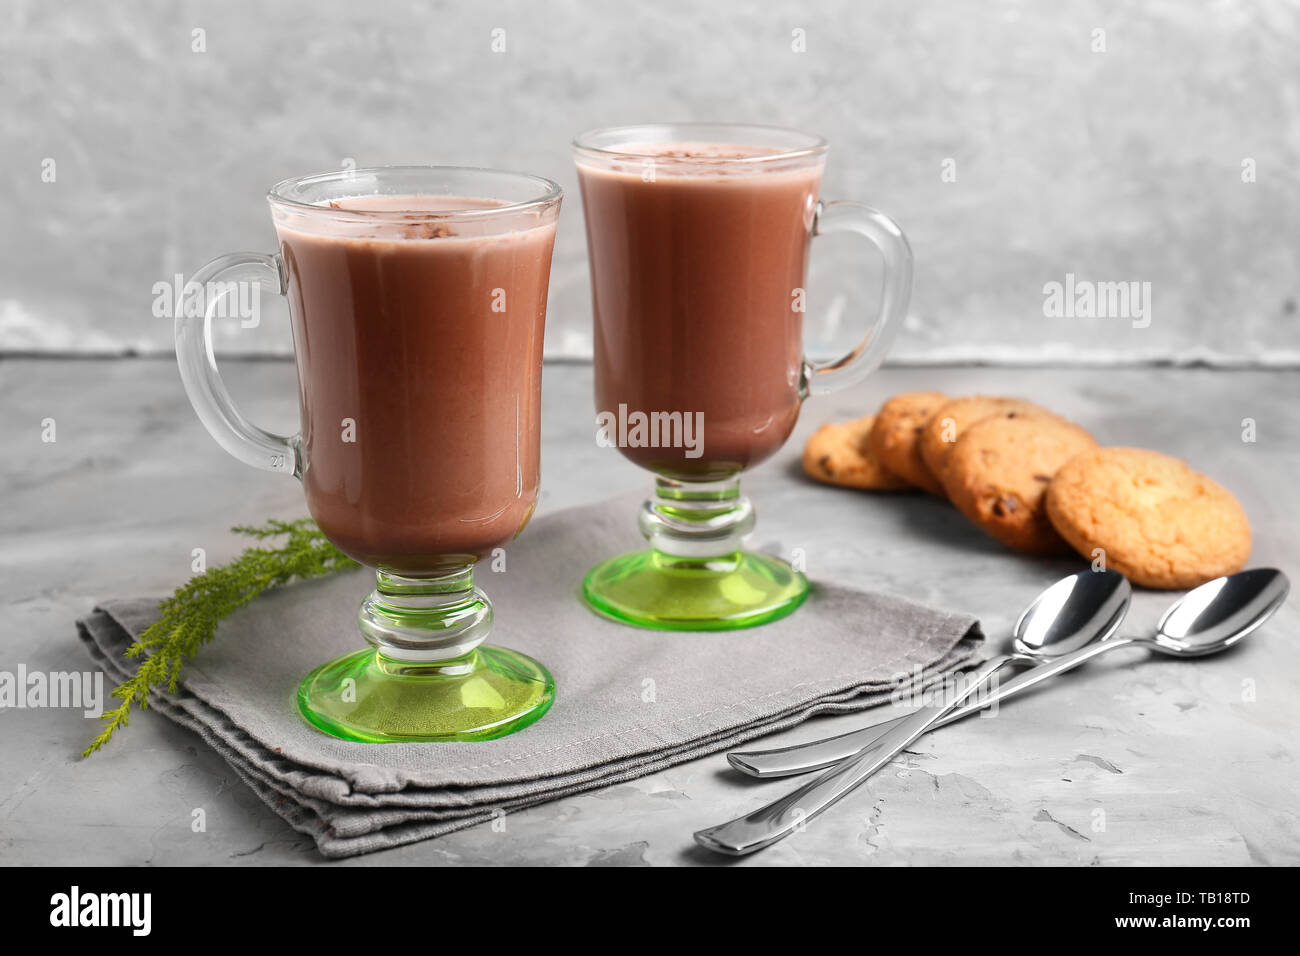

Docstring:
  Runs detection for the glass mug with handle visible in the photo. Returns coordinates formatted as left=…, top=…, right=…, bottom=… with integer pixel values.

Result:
left=573, top=123, right=912, bottom=630
left=175, top=166, right=562, bottom=742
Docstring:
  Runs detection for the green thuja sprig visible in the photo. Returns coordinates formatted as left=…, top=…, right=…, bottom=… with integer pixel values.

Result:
left=84, top=518, right=358, bottom=756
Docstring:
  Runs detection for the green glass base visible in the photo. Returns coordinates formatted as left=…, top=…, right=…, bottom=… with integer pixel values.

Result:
left=581, top=549, right=810, bottom=631
left=297, top=645, right=554, bottom=743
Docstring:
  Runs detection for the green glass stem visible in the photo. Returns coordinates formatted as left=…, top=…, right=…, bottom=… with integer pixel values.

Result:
left=582, top=477, right=809, bottom=630
left=298, top=566, right=553, bottom=742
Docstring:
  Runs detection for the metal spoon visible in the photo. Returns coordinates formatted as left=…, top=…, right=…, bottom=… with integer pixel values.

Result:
left=728, top=568, right=1289, bottom=780
left=693, top=569, right=1132, bottom=856
left=730, top=568, right=1132, bottom=779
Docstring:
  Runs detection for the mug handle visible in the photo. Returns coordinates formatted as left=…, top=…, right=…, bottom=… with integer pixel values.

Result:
left=802, top=201, right=913, bottom=396
left=174, top=251, right=302, bottom=476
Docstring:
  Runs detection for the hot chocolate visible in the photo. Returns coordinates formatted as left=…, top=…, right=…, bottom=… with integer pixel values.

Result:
left=577, top=144, right=823, bottom=480
left=276, top=196, right=557, bottom=572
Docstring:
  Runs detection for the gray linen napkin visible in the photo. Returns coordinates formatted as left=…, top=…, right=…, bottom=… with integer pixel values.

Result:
left=77, top=494, right=982, bottom=858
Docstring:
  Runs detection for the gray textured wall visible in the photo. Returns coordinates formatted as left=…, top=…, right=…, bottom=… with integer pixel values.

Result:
left=2, top=0, right=1297, bottom=363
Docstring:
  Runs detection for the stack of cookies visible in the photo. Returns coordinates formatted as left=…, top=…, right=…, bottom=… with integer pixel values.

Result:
left=802, top=393, right=1251, bottom=589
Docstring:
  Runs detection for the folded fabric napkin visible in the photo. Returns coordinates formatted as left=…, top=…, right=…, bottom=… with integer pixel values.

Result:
left=77, top=494, right=982, bottom=858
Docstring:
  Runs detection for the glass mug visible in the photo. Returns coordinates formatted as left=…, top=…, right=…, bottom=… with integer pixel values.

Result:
left=573, top=123, right=912, bottom=630
left=175, top=166, right=562, bottom=742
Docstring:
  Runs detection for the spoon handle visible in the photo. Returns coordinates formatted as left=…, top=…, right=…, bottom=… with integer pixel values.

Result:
left=729, top=635, right=1140, bottom=778
left=694, top=655, right=1013, bottom=856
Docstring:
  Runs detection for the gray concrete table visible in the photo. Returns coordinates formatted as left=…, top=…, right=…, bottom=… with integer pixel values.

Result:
left=2, top=359, right=1297, bottom=866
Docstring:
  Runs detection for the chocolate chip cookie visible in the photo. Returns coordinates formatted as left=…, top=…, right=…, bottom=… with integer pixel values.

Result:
left=943, top=414, right=1098, bottom=553
left=920, top=395, right=1048, bottom=484
left=803, top=416, right=912, bottom=491
left=1045, top=447, right=1252, bottom=588
left=867, top=392, right=948, bottom=495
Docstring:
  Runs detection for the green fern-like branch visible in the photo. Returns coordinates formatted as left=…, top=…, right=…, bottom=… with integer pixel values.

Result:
left=83, top=518, right=358, bottom=756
